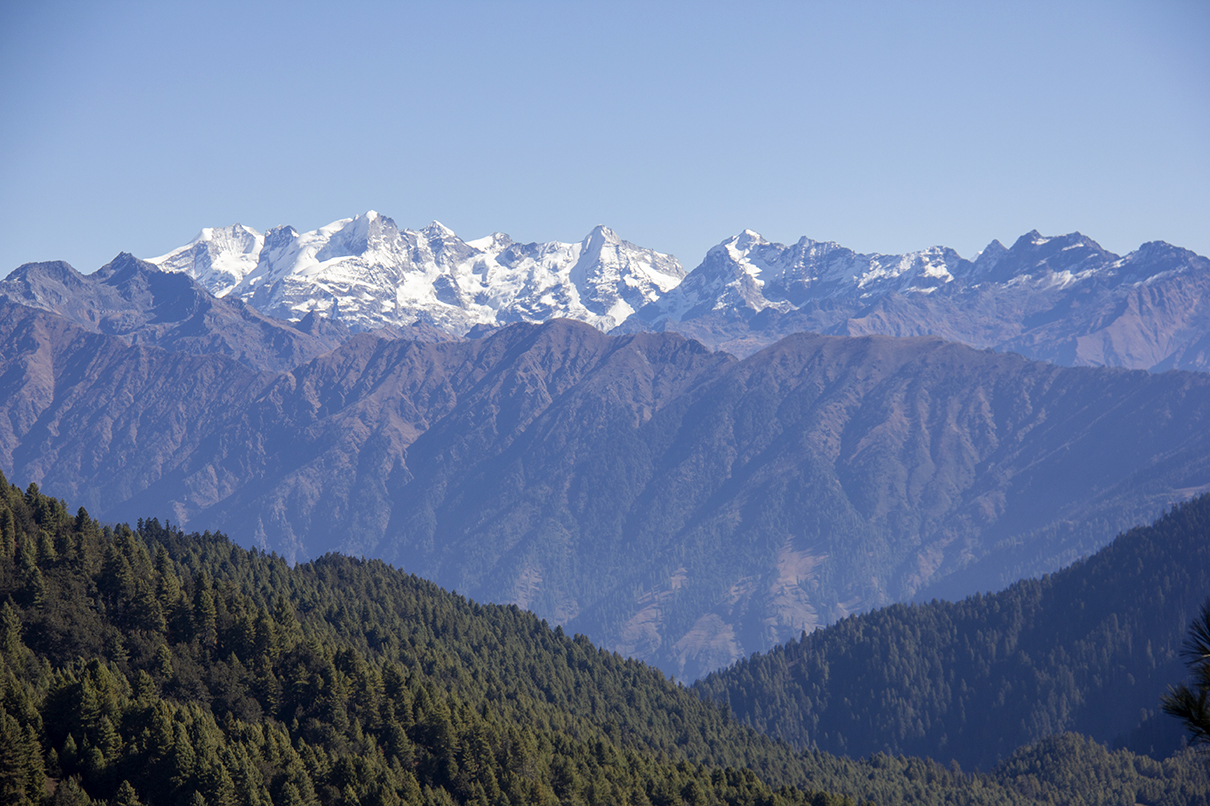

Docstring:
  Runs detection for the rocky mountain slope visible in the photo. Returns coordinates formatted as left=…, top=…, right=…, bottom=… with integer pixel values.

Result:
left=145, top=213, right=1210, bottom=372
left=3, top=294, right=1210, bottom=679
left=0, top=253, right=350, bottom=373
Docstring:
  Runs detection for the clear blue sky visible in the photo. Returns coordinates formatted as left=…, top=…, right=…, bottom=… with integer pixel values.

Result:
left=2, top=0, right=1207, bottom=275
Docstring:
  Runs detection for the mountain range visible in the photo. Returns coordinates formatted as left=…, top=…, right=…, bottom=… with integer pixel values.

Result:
left=145, top=213, right=1210, bottom=372
left=3, top=250, right=1210, bottom=679
left=149, top=212, right=685, bottom=336
left=3, top=214, right=1210, bottom=804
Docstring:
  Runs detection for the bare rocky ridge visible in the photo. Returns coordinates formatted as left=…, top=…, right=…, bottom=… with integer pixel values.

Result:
left=3, top=294, right=1210, bottom=679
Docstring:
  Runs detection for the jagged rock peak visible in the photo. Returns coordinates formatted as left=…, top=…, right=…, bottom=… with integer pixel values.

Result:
left=95, top=252, right=158, bottom=278
left=422, top=220, right=458, bottom=239
left=729, top=229, right=769, bottom=251
left=583, top=225, right=621, bottom=246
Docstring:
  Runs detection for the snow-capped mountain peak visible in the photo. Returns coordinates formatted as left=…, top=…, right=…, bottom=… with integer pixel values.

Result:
left=583, top=224, right=621, bottom=247
left=466, top=232, right=513, bottom=253
left=150, top=223, right=264, bottom=297
left=971, top=239, right=1008, bottom=277
left=147, top=213, right=683, bottom=335
left=422, top=220, right=457, bottom=240
left=313, top=212, right=399, bottom=262
left=144, top=216, right=1210, bottom=372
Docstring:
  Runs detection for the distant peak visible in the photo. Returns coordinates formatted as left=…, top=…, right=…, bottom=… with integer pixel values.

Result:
left=342, top=210, right=397, bottom=233
left=976, top=239, right=1007, bottom=259
left=972, top=239, right=1008, bottom=274
left=466, top=232, right=513, bottom=252
left=1008, top=230, right=1108, bottom=256
left=185, top=223, right=263, bottom=248
left=357, top=210, right=401, bottom=231
left=1007, top=230, right=1050, bottom=250
left=1134, top=240, right=1179, bottom=254
left=94, top=252, right=161, bottom=281
left=4, top=260, right=81, bottom=283
left=423, top=220, right=457, bottom=239
left=583, top=225, right=621, bottom=250
left=732, top=229, right=767, bottom=251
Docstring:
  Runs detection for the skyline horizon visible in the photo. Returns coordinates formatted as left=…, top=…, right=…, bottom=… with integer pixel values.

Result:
left=17, top=210, right=1206, bottom=279
left=3, top=1, right=1208, bottom=276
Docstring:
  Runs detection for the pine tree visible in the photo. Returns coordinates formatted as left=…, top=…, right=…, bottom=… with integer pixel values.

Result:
left=96, top=716, right=121, bottom=763
left=194, top=576, right=219, bottom=649
left=112, top=780, right=144, bottom=806
left=1, top=602, right=22, bottom=661
left=49, top=776, right=93, bottom=805
left=1162, top=600, right=1210, bottom=748
left=0, top=708, right=29, bottom=804
left=21, top=724, right=45, bottom=803
left=155, top=645, right=175, bottom=682
left=0, top=508, right=15, bottom=561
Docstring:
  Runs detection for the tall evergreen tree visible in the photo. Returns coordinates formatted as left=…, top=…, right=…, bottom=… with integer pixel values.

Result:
left=1163, top=601, right=1210, bottom=748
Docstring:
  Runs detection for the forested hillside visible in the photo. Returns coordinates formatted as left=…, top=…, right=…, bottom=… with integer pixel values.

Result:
left=695, top=495, right=1210, bottom=770
left=1, top=473, right=1206, bottom=804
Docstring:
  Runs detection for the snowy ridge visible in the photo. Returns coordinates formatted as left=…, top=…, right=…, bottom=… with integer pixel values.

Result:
left=151, top=224, right=263, bottom=298
left=149, top=212, right=684, bottom=335
left=637, top=226, right=1208, bottom=327
left=147, top=215, right=1210, bottom=371
left=643, top=230, right=971, bottom=323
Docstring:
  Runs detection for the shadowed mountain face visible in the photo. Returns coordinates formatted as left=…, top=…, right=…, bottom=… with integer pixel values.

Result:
left=3, top=300, right=1210, bottom=679
left=694, top=494, right=1210, bottom=769
left=0, top=298, right=272, bottom=518
left=0, top=254, right=351, bottom=373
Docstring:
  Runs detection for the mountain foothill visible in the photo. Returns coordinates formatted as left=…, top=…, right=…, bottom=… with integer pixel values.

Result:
left=694, top=491, right=1210, bottom=769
